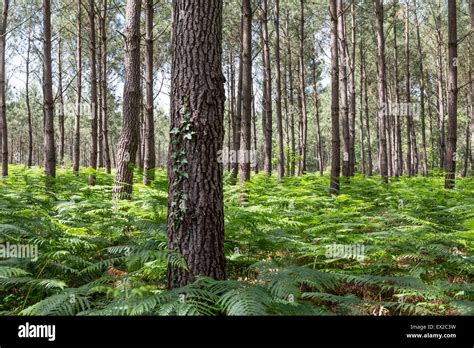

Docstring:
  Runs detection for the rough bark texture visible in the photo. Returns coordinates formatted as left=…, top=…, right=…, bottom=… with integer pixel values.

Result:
left=274, top=0, right=284, bottom=179
left=393, top=6, right=403, bottom=176
left=261, top=0, right=272, bottom=175
left=58, top=36, right=65, bottom=166
left=88, top=0, right=98, bottom=185
left=239, top=0, right=252, bottom=183
left=285, top=10, right=296, bottom=176
left=0, top=0, right=8, bottom=176
left=348, top=1, right=356, bottom=177
left=112, top=0, right=141, bottom=199
left=167, top=0, right=226, bottom=288
left=101, top=0, right=111, bottom=174
left=330, top=0, right=340, bottom=194
left=374, top=0, right=388, bottom=183
left=26, top=33, right=33, bottom=167
left=73, top=0, right=82, bottom=174
left=435, top=13, right=445, bottom=170
left=43, top=0, right=56, bottom=179
left=445, top=0, right=457, bottom=188
left=414, top=0, right=428, bottom=176
left=230, top=14, right=243, bottom=180
left=143, top=0, right=155, bottom=185
left=297, top=0, right=307, bottom=176
left=337, top=0, right=349, bottom=178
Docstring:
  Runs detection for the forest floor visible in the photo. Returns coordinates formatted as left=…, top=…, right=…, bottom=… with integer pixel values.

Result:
left=0, top=165, right=472, bottom=315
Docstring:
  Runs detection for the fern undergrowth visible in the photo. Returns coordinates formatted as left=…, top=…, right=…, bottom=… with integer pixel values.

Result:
left=0, top=165, right=472, bottom=316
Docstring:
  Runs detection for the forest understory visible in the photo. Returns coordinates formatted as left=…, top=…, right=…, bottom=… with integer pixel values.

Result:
left=0, top=166, right=472, bottom=316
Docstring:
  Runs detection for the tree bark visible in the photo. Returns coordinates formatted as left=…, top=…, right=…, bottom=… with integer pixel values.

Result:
left=58, top=35, right=65, bottom=166
left=297, top=0, right=307, bottom=176
left=274, top=0, right=284, bottom=179
left=363, top=54, right=372, bottom=176
left=143, top=0, right=155, bottom=185
left=373, top=0, right=388, bottom=183
left=337, top=0, right=349, bottom=178
left=239, top=0, right=252, bottom=183
left=435, top=12, right=446, bottom=171
left=414, top=0, right=428, bottom=176
left=330, top=0, right=340, bottom=194
left=261, top=0, right=272, bottom=175
left=312, top=52, right=323, bottom=176
left=285, top=10, right=296, bottom=176
left=88, top=0, right=98, bottom=185
left=0, top=0, right=9, bottom=176
left=359, top=33, right=366, bottom=175
left=231, top=10, right=243, bottom=180
left=445, top=0, right=457, bottom=188
left=167, top=0, right=226, bottom=288
left=43, top=0, right=56, bottom=179
left=73, top=0, right=82, bottom=174
left=112, top=0, right=142, bottom=199
left=101, top=0, right=111, bottom=173
left=348, top=0, right=356, bottom=176
left=26, top=32, right=33, bottom=167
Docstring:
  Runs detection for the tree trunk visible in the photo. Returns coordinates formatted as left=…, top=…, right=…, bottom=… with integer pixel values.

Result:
left=167, top=0, right=226, bottom=288
left=312, top=52, right=323, bottom=176
left=359, top=34, right=366, bottom=175
left=143, top=0, right=155, bottom=185
left=58, top=35, right=65, bottom=166
left=364, top=55, right=373, bottom=176
left=285, top=10, right=296, bottom=176
left=43, top=0, right=55, bottom=179
left=74, top=0, right=82, bottom=174
left=414, top=0, right=428, bottom=176
left=337, top=0, right=349, bottom=178
left=274, top=0, right=284, bottom=179
left=88, top=0, right=98, bottom=185
left=393, top=4, right=403, bottom=176
left=373, top=0, right=388, bottom=183
left=0, top=0, right=9, bottom=176
left=239, top=0, right=252, bottom=183
left=297, top=0, right=307, bottom=176
left=112, top=0, right=142, bottom=199
left=101, top=0, right=111, bottom=173
left=231, top=11, right=243, bottom=180
left=26, top=32, right=33, bottom=167
left=348, top=0, right=356, bottom=176
left=330, top=0, right=340, bottom=194
left=435, top=13, right=446, bottom=171
left=445, top=0, right=457, bottom=188
left=261, top=0, right=272, bottom=175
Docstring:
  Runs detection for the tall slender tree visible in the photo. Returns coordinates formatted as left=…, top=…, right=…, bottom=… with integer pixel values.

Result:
left=88, top=0, right=98, bottom=185
left=73, top=0, right=82, bottom=174
left=274, top=0, right=284, bottom=179
left=373, top=0, right=388, bottom=183
left=261, top=0, right=272, bottom=175
left=239, top=0, right=252, bottom=183
left=143, top=0, right=155, bottom=185
left=337, top=0, right=349, bottom=178
left=43, top=0, right=55, bottom=179
left=113, top=0, right=142, bottom=199
left=297, top=0, right=307, bottom=175
left=0, top=0, right=9, bottom=176
left=101, top=0, right=111, bottom=173
left=445, top=0, right=457, bottom=188
left=167, top=0, right=226, bottom=288
left=330, top=0, right=340, bottom=194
